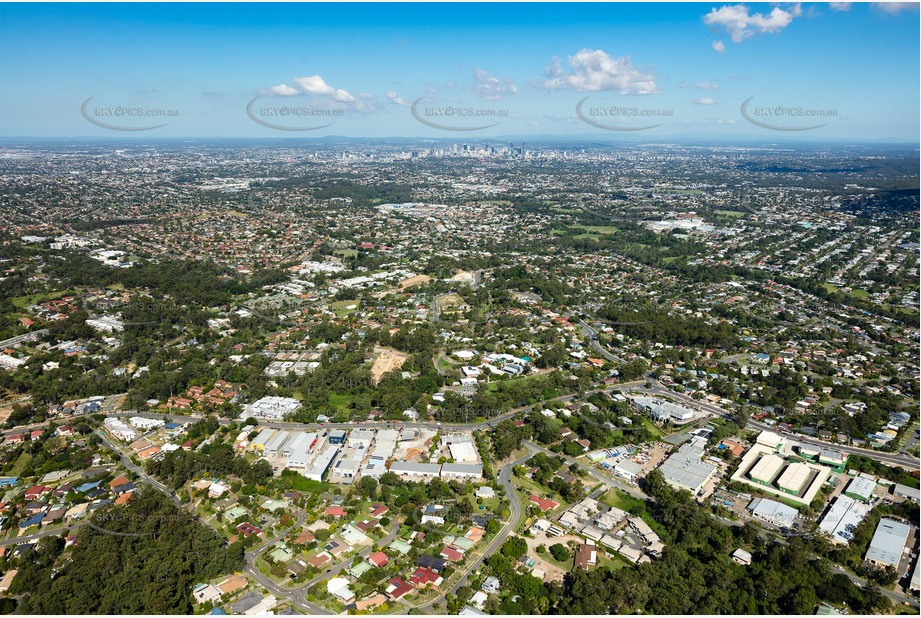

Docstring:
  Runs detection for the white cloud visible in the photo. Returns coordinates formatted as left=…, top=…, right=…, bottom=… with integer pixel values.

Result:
left=712, top=40, right=727, bottom=53
left=690, top=97, right=716, bottom=105
left=872, top=2, right=919, bottom=14
left=829, top=2, right=852, bottom=10
left=291, top=75, right=356, bottom=102
left=473, top=69, right=517, bottom=100
left=704, top=3, right=802, bottom=44
left=262, top=84, right=298, bottom=97
left=540, top=49, right=659, bottom=94
left=387, top=91, right=409, bottom=106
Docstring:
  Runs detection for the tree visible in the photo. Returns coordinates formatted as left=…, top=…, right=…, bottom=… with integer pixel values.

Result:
left=500, top=536, right=527, bottom=559
left=357, top=476, right=378, bottom=499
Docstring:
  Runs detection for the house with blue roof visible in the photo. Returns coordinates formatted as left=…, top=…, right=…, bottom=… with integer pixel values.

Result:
left=20, top=513, right=45, bottom=528
left=75, top=480, right=101, bottom=493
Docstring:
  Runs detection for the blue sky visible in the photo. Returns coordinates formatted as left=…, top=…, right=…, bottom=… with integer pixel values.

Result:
left=0, top=2, right=917, bottom=140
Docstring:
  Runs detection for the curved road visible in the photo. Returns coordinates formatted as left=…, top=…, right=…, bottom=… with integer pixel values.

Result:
left=414, top=443, right=537, bottom=612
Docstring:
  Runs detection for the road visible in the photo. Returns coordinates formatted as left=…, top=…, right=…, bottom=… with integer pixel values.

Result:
left=103, top=371, right=918, bottom=470
left=294, top=521, right=400, bottom=593
left=242, top=513, right=331, bottom=615
left=578, top=320, right=625, bottom=364
left=828, top=562, right=919, bottom=610
left=0, top=329, right=48, bottom=349
left=641, top=379, right=918, bottom=469
left=96, top=429, right=180, bottom=507
left=414, top=444, right=538, bottom=612
left=0, top=522, right=82, bottom=547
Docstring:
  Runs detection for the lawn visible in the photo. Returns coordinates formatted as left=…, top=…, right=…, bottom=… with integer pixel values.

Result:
left=640, top=417, right=665, bottom=437
left=596, top=553, right=630, bottom=571
left=551, top=224, right=618, bottom=237
left=329, top=299, right=360, bottom=317
left=848, top=288, right=870, bottom=299
left=486, top=372, right=544, bottom=393
left=661, top=256, right=687, bottom=265
left=333, top=249, right=358, bottom=258
left=9, top=452, right=32, bottom=476
left=284, top=476, right=328, bottom=494
left=821, top=282, right=839, bottom=294
left=601, top=488, right=646, bottom=513
left=328, top=392, right=353, bottom=411
left=10, top=290, right=76, bottom=309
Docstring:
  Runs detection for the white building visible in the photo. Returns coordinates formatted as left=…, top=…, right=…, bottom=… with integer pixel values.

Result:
left=304, top=445, right=340, bottom=482
left=389, top=462, right=441, bottom=481
left=440, top=463, right=483, bottom=481
left=128, top=416, right=165, bottom=431
left=244, top=396, right=301, bottom=420
left=103, top=417, right=137, bottom=442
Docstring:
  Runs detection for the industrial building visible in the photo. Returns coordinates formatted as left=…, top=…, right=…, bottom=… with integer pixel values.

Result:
left=865, top=518, right=911, bottom=568
left=776, top=462, right=813, bottom=495
left=747, top=498, right=798, bottom=528
left=363, top=455, right=388, bottom=479
left=264, top=430, right=291, bottom=457
left=659, top=441, right=717, bottom=496
left=389, top=462, right=441, bottom=481
left=248, top=428, right=276, bottom=453
left=631, top=396, right=695, bottom=424
left=749, top=453, right=785, bottom=485
left=614, top=459, right=644, bottom=482
left=304, top=445, right=340, bottom=482
left=843, top=475, right=876, bottom=503
left=440, top=463, right=483, bottom=481
left=347, top=429, right=375, bottom=450
left=818, top=495, right=871, bottom=544
left=755, top=430, right=784, bottom=452
left=449, top=442, right=479, bottom=463
left=328, top=430, right=347, bottom=445
left=282, top=432, right=317, bottom=457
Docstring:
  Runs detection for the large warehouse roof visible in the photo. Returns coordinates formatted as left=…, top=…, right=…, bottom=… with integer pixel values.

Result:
left=659, top=442, right=716, bottom=495
left=865, top=518, right=911, bottom=567
left=818, top=495, right=871, bottom=544
left=777, top=462, right=812, bottom=493
left=749, top=453, right=784, bottom=483
left=844, top=475, right=876, bottom=502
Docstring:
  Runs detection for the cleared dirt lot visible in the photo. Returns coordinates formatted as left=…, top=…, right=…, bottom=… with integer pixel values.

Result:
left=398, top=274, right=431, bottom=289
left=523, top=531, right=583, bottom=582
left=370, top=347, right=409, bottom=384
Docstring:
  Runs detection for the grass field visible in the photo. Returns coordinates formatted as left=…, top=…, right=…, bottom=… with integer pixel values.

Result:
left=10, top=290, right=75, bottom=309
left=641, top=417, right=665, bottom=437
left=9, top=452, right=32, bottom=476
left=849, top=288, right=870, bottom=299
left=333, top=249, right=358, bottom=258
left=486, top=372, right=543, bottom=393
left=551, top=224, right=619, bottom=238
left=328, top=299, right=360, bottom=317
left=328, top=393, right=353, bottom=411
left=821, top=283, right=839, bottom=294
left=601, top=488, right=646, bottom=513
left=714, top=210, right=746, bottom=218
left=284, top=476, right=328, bottom=494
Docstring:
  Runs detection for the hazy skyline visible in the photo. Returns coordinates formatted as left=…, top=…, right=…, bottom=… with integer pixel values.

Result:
left=0, top=2, right=918, bottom=140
